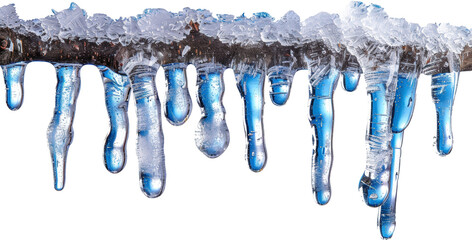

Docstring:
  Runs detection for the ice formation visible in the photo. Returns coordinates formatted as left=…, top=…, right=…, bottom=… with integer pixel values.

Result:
left=1, top=1, right=471, bottom=239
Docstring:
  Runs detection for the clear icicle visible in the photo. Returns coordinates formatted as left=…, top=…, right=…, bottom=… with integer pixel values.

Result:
left=309, top=67, right=339, bottom=205
left=1, top=62, right=27, bottom=110
left=427, top=53, right=460, bottom=155
left=267, top=66, right=293, bottom=106
left=162, top=63, right=192, bottom=126
left=379, top=51, right=420, bottom=238
left=98, top=66, right=131, bottom=174
left=194, top=63, right=230, bottom=158
left=128, top=65, right=166, bottom=198
left=235, top=66, right=267, bottom=172
left=431, top=71, right=458, bottom=155
left=358, top=47, right=400, bottom=207
left=378, top=131, right=402, bottom=239
left=47, top=63, right=82, bottom=191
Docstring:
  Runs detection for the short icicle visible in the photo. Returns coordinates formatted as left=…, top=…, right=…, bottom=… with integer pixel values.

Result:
left=235, top=65, right=267, bottom=172
left=128, top=65, right=166, bottom=198
left=267, top=66, right=293, bottom=106
left=162, top=63, right=192, bottom=126
left=194, top=63, right=230, bottom=158
left=378, top=48, right=421, bottom=239
left=47, top=63, right=82, bottom=191
left=341, top=51, right=361, bottom=92
left=98, top=66, right=131, bottom=174
left=1, top=62, right=27, bottom=110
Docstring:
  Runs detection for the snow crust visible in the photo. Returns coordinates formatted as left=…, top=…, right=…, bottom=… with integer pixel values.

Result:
left=0, top=2, right=470, bottom=54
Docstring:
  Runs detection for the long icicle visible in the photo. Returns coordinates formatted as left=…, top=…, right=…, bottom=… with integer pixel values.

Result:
left=235, top=66, right=267, bottom=172
left=378, top=48, right=421, bottom=238
left=358, top=46, right=400, bottom=207
left=309, top=66, right=339, bottom=205
left=128, top=65, right=166, bottom=198
left=99, top=66, right=131, bottom=174
left=47, top=63, right=82, bottom=191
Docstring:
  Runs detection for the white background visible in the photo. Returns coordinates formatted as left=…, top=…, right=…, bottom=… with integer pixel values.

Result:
left=0, top=0, right=471, bottom=239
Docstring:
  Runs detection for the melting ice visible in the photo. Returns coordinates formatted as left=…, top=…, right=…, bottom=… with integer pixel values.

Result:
left=0, top=1, right=471, bottom=239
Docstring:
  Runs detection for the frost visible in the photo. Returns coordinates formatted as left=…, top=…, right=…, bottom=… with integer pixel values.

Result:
left=0, top=4, right=21, bottom=29
left=53, top=3, right=88, bottom=40
left=302, top=12, right=343, bottom=51
left=262, top=11, right=302, bottom=46
left=0, top=2, right=470, bottom=54
left=136, top=8, right=189, bottom=44
left=218, top=12, right=274, bottom=45
left=183, top=8, right=219, bottom=38
left=86, top=14, right=115, bottom=44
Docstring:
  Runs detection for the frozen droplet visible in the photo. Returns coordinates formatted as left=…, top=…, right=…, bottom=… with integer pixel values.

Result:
left=342, top=71, right=360, bottom=92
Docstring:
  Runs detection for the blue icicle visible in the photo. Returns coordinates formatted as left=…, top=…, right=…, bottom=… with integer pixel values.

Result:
left=431, top=72, right=459, bottom=155
left=267, top=66, right=293, bottom=106
left=128, top=65, right=166, bottom=198
left=342, top=71, right=360, bottom=92
left=236, top=68, right=267, bottom=172
left=99, top=66, right=131, bottom=173
left=47, top=64, right=82, bottom=191
left=194, top=63, right=230, bottom=158
left=309, top=68, right=339, bottom=205
left=162, top=63, right=192, bottom=126
left=359, top=58, right=400, bottom=208
left=2, top=62, right=27, bottom=110
left=379, top=70, right=419, bottom=239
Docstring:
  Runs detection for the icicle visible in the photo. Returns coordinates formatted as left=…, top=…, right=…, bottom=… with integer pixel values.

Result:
left=378, top=49, right=421, bottom=238
left=127, top=65, right=166, bottom=198
left=357, top=46, right=400, bottom=207
left=429, top=53, right=460, bottom=155
left=342, top=71, right=360, bottom=92
left=378, top=131, right=402, bottom=239
left=194, top=63, right=230, bottom=158
left=235, top=66, right=267, bottom=172
left=265, top=43, right=301, bottom=106
left=308, top=66, right=339, bottom=205
left=423, top=52, right=460, bottom=155
left=1, top=62, right=27, bottom=110
left=162, top=63, right=192, bottom=126
left=98, top=66, right=131, bottom=174
left=267, top=66, right=293, bottom=106
left=431, top=71, right=458, bottom=155
left=391, top=73, right=419, bottom=133
left=47, top=64, right=82, bottom=191
left=304, top=42, right=342, bottom=205
left=341, top=51, right=361, bottom=92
